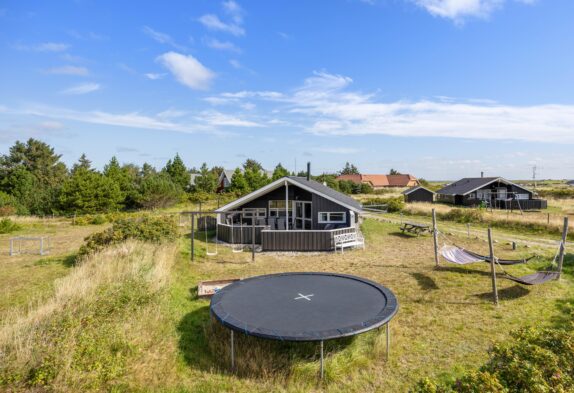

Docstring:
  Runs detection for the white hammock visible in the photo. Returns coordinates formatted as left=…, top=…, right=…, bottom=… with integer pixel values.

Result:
left=440, top=245, right=485, bottom=265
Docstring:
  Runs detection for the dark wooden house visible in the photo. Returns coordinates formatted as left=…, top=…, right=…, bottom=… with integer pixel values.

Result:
left=402, top=186, right=435, bottom=203
left=436, top=177, right=547, bottom=210
left=215, top=176, right=364, bottom=252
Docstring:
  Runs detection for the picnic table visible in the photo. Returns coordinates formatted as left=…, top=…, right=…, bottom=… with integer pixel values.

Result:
left=400, top=222, right=431, bottom=236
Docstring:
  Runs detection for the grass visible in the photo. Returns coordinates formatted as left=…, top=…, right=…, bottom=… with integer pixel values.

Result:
left=0, top=215, right=573, bottom=392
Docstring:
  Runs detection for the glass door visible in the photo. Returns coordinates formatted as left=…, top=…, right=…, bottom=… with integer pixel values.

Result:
left=293, top=201, right=312, bottom=229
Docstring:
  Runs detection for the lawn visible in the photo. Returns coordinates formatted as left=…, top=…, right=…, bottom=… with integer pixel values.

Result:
left=0, top=215, right=572, bottom=392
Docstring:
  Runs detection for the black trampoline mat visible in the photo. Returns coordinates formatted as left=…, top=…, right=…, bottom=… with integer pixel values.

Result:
left=210, top=272, right=398, bottom=341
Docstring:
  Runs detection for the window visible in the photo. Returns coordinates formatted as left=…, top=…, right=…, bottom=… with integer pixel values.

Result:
left=318, top=212, right=346, bottom=224
left=242, top=208, right=266, bottom=218
left=269, top=200, right=293, bottom=217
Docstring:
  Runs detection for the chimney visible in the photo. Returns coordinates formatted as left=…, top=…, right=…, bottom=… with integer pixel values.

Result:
left=306, top=162, right=311, bottom=181
left=481, top=171, right=484, bottom=178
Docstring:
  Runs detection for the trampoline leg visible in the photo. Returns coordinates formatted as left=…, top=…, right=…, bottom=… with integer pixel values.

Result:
left=386, top=322, right=390, bottom=361
left=230, top=330, right=235, bottom=371
left=320, top=340, right=324, bottom=379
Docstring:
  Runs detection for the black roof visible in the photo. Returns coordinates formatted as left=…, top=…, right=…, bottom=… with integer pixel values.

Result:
left=402, top=185, right=435, bottom=195
left=288, top=176, right=363, bottom=211
left=210, top=272, right=399, bottom=341
left=436, top=177, right=531, bottom=196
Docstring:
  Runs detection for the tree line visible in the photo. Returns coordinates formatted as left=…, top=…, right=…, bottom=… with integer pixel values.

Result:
left=0, top=140, right=411, bottom=216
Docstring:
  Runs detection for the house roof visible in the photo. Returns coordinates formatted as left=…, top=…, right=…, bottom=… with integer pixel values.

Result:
left=215, top=176, right=363, bottom=213
left=402, top=185, right=435, bottom=195
left=336, top=174, right=417, bottom=187
left=436, top=177, right=532, bottom=196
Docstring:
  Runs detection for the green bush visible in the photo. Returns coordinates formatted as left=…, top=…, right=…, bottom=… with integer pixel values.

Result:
left=537, top=188, right=574, bottom=199
left=411, top=327, right=574, bottom=393
left=441, top=208, right=483, bottom=224
left=0, top=218, right=22, bottom=234
left=78, top=216, right=177, bottom=257
left=363, top=197, right=405, bottom=212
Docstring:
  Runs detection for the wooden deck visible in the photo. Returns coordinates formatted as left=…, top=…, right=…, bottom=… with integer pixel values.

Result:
left=218, top=224, right=358, bottom=252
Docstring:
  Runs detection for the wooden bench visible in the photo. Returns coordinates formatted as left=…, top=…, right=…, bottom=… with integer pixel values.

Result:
left=400, top=222, right=430, bottom=237
left=334, top=232, right=365, bottom=253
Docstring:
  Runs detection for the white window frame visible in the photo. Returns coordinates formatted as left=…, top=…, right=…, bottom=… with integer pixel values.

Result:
left=242, top=208, right=266, bottom=218
left=268, top=200, right=293, bottom=217
left=318, top=212, right=346, bottom=224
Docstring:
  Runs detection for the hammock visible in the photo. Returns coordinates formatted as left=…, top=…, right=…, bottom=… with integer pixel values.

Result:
left=502, top=271, right=559, bottom=286
left=440, top=245, right=532, bottom=266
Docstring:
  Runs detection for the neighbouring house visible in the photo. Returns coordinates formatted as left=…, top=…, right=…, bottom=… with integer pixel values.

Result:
left=436, top=176, right=547, bottom=210
left=567, top=180, right=574, bottom=186
left=217, top=169, right=274, bottom=193
left=214, top=176, right=363, bottom=252
left=336, top=174, right=419, bottom=189
left=402, top=186, right=435, bottom=203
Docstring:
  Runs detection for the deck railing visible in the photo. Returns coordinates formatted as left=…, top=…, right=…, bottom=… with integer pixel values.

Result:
left=217, top=223, right=270, bottom=244
left=260, top=227, right=356, bottom=252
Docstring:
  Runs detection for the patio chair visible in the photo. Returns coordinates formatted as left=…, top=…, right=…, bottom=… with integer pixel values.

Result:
left=268, top=217, right=277, bottom=229
left=277, top=218, right=286, bottom=230
left=256, top=218, right=266, bottom=226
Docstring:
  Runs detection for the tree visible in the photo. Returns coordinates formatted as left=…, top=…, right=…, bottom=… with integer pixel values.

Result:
left=163, top=154, right=189, bottom=191
left=71, top=153, right=93, bottom=174
left=0, top=138, right=67, bottom=214
left=272, top=163, right=290, bottom=181
left=389, top=168, right=402, bottom=175
left=136, top=172, right=183, bottom=209
left=242, top=159, right=263, bottom=173
left=245, top=167, right=269, bottom=191
left=229, top=168, right=249, bottom=195
left=104, top=157, right=139, bottom=209
left=59, top=167, right=124, bottom=214
left=360, top=182, right=374, bottom=194
left=340, top=162, right=360, bottom=175
left=195, top=163, right=217, bottom=193
left=140, top=163, right=156, bottom=179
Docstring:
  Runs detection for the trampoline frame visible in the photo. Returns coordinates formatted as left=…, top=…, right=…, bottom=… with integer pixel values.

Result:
left=210, top=272, right=398, bottom=379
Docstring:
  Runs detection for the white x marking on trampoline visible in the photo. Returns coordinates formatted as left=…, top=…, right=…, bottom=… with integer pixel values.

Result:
left=294, top=293, right=314, bottom=301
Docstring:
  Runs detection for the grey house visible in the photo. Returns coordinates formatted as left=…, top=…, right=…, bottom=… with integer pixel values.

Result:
left=402, top=186, right=435, bottom=203
left=214, top=176, right=363, bottom=251
left=436, top=177, right=547, bottom=210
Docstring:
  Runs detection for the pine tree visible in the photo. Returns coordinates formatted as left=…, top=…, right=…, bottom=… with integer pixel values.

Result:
left=59, top=167, right=123, bottom=213
left=340, top=162, right=360, bottom=175
left=72, top=154, right=93, bottom=174
left=163, top=154, right=189, bottom=191
left=195, top=163, right=217, bottom=193
left=272, top=163, right=290, bottom=180
left=229, top=168, right=249, bottom=195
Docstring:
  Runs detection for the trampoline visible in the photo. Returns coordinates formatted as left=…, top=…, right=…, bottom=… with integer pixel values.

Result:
left=210, top=272, right=398, bottom=378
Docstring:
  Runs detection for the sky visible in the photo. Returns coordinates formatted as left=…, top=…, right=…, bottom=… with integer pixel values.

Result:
left=0, top=0, right=573, bottom=180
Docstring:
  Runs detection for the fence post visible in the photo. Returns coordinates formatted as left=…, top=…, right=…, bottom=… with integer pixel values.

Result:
left=432, top=209, right=439, bottom=267
left=191, top=213, right=195, bottom=262
left=557, top=217, right=569, bottom=279
left=467, top=223, right=470, bottom=238
left=547, top=213, right=550, bottom=225
left=488, top=228, right=499, bottom=306
left=251, top=220, right=255, bottom=262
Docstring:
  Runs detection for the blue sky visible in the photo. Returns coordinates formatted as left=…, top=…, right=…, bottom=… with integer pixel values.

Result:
left=1, top=0, right=573, bottom=180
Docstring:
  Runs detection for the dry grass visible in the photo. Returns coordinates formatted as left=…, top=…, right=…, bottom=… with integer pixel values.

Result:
left=1, top=216, right=572, bottom=392
left=0, top=241, right=176, bottom=391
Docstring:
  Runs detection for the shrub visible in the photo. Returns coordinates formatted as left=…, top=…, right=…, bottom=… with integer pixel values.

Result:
left=441, top=208, right=483, bottom=224
left=0, top=218, right=22, bottom=234
left=411, top=327, right=574, bottom=393
left=78, top=216, right=177, bottom=257
left=363, top=197, right=405, bottom=212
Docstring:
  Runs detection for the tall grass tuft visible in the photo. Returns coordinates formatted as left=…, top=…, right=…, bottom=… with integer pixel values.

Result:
left=0, top=241, right=176, bottom=391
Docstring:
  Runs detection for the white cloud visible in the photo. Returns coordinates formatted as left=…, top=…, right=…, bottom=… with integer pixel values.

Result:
left=211, top=71, right=574, bottom=144
left=229, top=59, right=242, bottom=69
left=204, top=37, right=241, bottom=53
left=223, top=0, right=244, bottom=23
left=198, top=14, right=245, bottom=36
left=156, top=52, right=215, bottom=90
left=142, top=26, right=186, bottom=51
left=145, top=73, right=166, bottom=80
left=412, top=0, right=534, bottom=22
left=157, top=108, right=188, bottom=118
left=198, top=111, right=262, bottom=127
left=60, top=83, right=100, bottom=95
left=44, top=65, right=89, bottom=76
left=15, top=42, right=70, bottom=52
